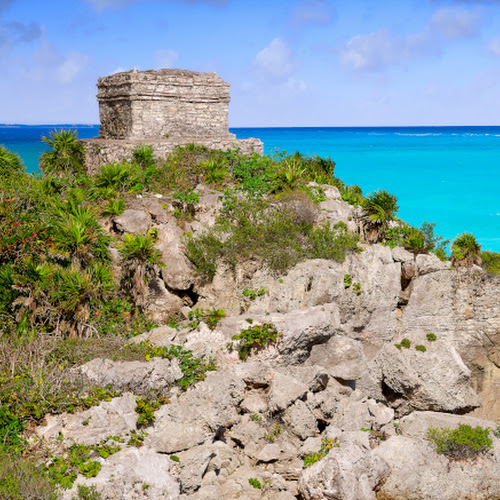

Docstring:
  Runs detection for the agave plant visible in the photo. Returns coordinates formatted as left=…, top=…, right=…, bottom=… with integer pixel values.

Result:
left=0, top=146, right=24, bottom=178
left=49, top=205, right=111, bottom=268
left=273, top=157, right=307, bottom=192
left=51, top=264, right=115, bottom=337
left=39, top=129, right=85, bottom=177
left=362, top=189, right=399, bottom=241
left=132, top=145, right=156, bottom=169
left=119, top=232, right=164, bottom=310
left=95, top=162, right=131, bottom=189
left=452, top=232, right=481, bottom=266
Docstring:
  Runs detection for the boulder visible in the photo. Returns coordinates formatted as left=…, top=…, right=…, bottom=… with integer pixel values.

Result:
left=283, top=400, right=318, bottom=439
left=399, top=410, right=496, bottom=439
left=147, top=277, right=185, bottom=322
left=306, top=335, right=366, bottom=381
left=36, top=393, right=138, bottom=446
left=298, top=431, right=389, bottom=500
left=78, top=357, right=183, bottom=393
left=268, top=372, right=308, bottom=412
left=374, top=434, right=500, bottom=500
left=159, top=238, right=196, bottom=291
left=415, top=254, right=451, bottom=276
left=147, top=371, right=245, bottom=453
left=63, top=446, right=180, bottom=500
left=114, top=209, right=151, bottom=234
left=376, top=340, right=479, bottom=415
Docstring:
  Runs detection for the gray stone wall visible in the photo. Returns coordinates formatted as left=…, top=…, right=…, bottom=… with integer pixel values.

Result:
left=83, top=68, right=263, bottom=171
left=82, top=137, right=264, bottom=175
left=98, top=69, right=231, bottom=140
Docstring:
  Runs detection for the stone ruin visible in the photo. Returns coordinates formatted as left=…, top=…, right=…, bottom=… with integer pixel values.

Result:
left=81, top=68, right=263, bottom=174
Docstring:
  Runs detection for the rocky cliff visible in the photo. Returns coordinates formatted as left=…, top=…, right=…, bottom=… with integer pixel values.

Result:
left=32, top=182, right=500, bottom=500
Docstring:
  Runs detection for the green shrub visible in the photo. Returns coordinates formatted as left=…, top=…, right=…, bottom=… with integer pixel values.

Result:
left=132, top=145, right=156, bottom=170
left=342, top=184, right=364, bottom=206
left=344, top=274, right=352, bottom=288
left=264, top=423, right=283, bottom=442
left=400, top=338, right=411, bottom=349
left=427, top=424, right=492, bottom=459
left=135, top=396, right=168, bottom=427
left=0, top=450, right=56, bottom=500
left=187, top=308, right=226, bottom=330
left=248, top=478, right=262, bottom=489
left=126, top=341, right=216, bottom=390
left=481, top=251, right=500, bottom=274
left=76, top=484, right=102, bottom=499
left=452, top=232, right=481, bottom=266
left=363, top=190, right=399, bottom=228
left=426, top=333, right=437, bottom=342
left=353, top=282, right=361, bottom=295
left=101, top=198, right=125, bottom=217
left=184, top=198, right=359, bottom=280
left=243, top=288, right=267, bottom=300
left=227, top=324, right=281, bottom=360
left=0, top=146, right=24, bottom=178
left=415, top=344, right=426, bottom=352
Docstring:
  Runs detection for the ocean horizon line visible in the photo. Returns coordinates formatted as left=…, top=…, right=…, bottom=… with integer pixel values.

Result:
left=3, top=123, right=500, bottom=129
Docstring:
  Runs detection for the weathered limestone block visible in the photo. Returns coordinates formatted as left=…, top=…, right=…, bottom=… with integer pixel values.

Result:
left=298, top=431, right=389, bottom=500
left=97, top=69, right=231, bottom=140
left=82, top=68, right=263, bottom=173
left=36, top=393, right=138, bottom=447
left=374, top=433, right=500, bottom=500
left=376, top=340, right=479, bottom=415
left=114, top=208, right=151, bottom=234
left=63, top=446, right=180, bottom=500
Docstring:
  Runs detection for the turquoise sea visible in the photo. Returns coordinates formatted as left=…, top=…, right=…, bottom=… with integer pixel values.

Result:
left=1, top=124, right=500, bottom=252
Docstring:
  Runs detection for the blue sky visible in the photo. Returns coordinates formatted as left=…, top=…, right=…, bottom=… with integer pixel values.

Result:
left=2, top=0, right=500, bottom=126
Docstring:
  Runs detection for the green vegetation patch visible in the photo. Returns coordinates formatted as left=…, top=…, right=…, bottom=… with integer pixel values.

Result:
left=481, top=251, right=500, bottom=274
left=185, top=197, right=359, bottom=280
left=427, top=424, right=492, bottom=459
left=303, top=438, right=335, bottom=467
left=227, top=323, right=281, bottom=360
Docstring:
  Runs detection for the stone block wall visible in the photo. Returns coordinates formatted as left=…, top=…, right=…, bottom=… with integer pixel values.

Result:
left=82, top=68, right=263, bottom=172
left=98, top=69, right=230, bottom=140
left=82, top=137, right=264, bottom=176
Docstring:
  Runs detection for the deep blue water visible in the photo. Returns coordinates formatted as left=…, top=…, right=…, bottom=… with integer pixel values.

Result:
left=1, top=124, right=500, bottom=251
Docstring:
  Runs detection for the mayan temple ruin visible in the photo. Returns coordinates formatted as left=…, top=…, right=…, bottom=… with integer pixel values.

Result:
left=82, top=68, right=263, bottom=173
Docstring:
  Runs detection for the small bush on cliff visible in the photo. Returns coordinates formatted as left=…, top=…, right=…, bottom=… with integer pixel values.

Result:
left=362, top=189, right=399, bottom=242
left=427, top=424, right=492, bottom=459
left=119, top=232, right=164, bottom=310
left=451, top=232, right=481, bottom=266
left=184, top=197, right=359, bottom=279
left=227, top=323, right=281, bottom=360
left=0, top=145, right=24, bottom=178
left=481, top=250, right=500, bottom=274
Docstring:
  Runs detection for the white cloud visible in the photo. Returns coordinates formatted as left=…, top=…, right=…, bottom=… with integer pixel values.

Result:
left=342, top=30, right=401, bottom=72
left=487, top=37, right=500, bottom=56
left=430, top=7, right=481, bottom=38
left=57, top=52, right=90, bottom=84
left=253, top=37, right=295, bottom=82
left=341, top=6, right=481, bottom=72
left=155, top=48, right=179, bottom=68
